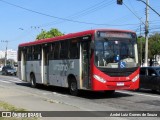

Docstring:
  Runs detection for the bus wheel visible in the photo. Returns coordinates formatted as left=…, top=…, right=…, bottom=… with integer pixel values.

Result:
left=69, top=78, right=78, bottom=96
left=30, top=74, right=36, bottom=88
left=104, top=90, right=115, bottom=96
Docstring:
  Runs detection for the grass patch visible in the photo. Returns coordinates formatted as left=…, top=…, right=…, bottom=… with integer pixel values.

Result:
left=0, top=101, right=38, bottom=120
left=0, top=101, right=26, bottom=111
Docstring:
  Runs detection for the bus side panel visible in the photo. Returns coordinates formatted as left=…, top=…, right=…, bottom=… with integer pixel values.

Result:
left=48, top=59, right=80, bottom=88
left=26, top=61, right=42, bottom=83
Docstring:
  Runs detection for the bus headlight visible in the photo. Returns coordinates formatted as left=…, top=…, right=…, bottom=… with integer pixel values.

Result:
left=132, top=74, right=139, bottom=82
left=93, top=75, right=106, bottom=83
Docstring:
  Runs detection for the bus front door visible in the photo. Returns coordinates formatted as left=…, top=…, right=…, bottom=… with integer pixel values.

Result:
left=81, top=41, right=90, bottom=89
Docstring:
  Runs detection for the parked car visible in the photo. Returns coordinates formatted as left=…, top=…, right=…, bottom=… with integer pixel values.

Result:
left=2, top=65, right=17, bottom=76
left=140, top=67, right=160, bottom=92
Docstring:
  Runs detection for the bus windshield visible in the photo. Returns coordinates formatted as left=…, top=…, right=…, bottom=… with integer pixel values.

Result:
left=95, top=32, right=138, bottom=68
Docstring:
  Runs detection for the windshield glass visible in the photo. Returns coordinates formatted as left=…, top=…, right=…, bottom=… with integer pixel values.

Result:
left=95, top=32, right=138, bottom=68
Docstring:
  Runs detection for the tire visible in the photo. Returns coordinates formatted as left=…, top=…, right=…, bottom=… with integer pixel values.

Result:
left=4, top=71, right=7, bottom=76
left=30, top=74, right=36, bottom=88
left=69, top=78, right=78, bottom=96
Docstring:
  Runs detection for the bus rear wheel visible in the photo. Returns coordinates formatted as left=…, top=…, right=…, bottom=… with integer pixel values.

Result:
left=69, top=78, right=78, bottom=96
left=30, top=74, right=36, bottom=88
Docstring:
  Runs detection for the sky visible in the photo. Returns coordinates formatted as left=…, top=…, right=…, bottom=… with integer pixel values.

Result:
left=0, top=0, right=159, bottom=51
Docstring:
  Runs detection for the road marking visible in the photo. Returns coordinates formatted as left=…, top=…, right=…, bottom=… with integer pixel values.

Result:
left=7, top=79, right=24, bottom=83
left=0, top=78, right=24, bottom=84
left=117, top=90, right=160, bottom=99
left=0, top=80, right=11, bottom=83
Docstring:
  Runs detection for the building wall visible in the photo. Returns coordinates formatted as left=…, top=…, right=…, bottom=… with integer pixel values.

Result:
left=0, top=49, right=17, bottom=62
left=0, top=51, right=5, bottom=59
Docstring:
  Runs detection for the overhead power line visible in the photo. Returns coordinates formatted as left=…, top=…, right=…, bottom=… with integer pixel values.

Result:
left=0, top=0, right=138, bottom=27
left=67, top=0, right=114, bottom=19
left=123, top=2, right=145, bottom=25
left=37, top=0, right=114, bottom=27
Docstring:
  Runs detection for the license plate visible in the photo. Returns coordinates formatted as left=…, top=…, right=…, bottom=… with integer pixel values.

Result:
left=117, top=82, right=124, bottom=86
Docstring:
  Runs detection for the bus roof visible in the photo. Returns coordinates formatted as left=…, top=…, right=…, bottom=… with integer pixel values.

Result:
left=19, top=29, right=135, bottom=47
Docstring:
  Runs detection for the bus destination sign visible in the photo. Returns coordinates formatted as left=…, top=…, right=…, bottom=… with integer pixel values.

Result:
left=98, top=31, right=135, bottom=39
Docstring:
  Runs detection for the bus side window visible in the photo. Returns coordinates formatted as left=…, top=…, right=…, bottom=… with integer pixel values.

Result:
left=60, top=41, right=68, bottom=59
left=69, top=39, right=79, bottom=59
left=32, top=45, right=41, bottom=60
left=49, top=43, right=55, bottom=60
left=53, top=42, right=60, bottom=59
left=26, top=46, right=33, bottom=61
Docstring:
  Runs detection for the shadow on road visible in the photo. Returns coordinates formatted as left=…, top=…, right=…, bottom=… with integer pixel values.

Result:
left=16, top=82, right=133, bottom=99
left=133, top=89, right=160, bottom=95
left=16, top=82, right=31, bottom=87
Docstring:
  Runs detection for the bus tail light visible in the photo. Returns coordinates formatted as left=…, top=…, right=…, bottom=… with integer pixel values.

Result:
left=93, top=75, right=107, bottom=83
left=132, top=74, right=139, bottom=82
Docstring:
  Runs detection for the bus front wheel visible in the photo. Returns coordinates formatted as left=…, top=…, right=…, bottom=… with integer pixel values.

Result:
left=69, top=78, right=78, bottom=96
left=30, top=74, right=36, bottom=88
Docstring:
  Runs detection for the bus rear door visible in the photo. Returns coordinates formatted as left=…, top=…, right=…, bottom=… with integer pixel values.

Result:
left=42, top=46, right=49, bottom=85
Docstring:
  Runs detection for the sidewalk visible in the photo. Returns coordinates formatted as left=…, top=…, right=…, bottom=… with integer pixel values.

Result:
left=0, top=86, right=111, bottom=120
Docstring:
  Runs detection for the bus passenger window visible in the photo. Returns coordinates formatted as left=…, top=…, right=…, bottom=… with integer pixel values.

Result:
left=60, top=41, right=68, bottom=59
left=69, top=40, right=79, bottom=59
left=54, top=43, right=60, bottom=59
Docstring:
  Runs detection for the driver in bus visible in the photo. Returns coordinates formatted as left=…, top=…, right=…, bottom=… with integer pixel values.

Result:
left=120, top=43, right=129, bottom=59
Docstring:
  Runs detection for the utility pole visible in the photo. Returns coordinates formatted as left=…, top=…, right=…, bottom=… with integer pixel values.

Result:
left=117, top=0, right=159, bottom=66
left=5, top=40, right=8, bottom=66
left=144, top=0, right=149, bottom=66
left=140, top=22, right=143, bottom=66
left=1, top=40, right=8, bottom=66
left=137, top=0, right=160, bottom=66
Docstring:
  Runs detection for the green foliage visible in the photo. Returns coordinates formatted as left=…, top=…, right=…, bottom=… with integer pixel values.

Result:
left=137, top=33, right=160, bottom=64
left=148, top=33, right=160, bottom=58
left=137, top=37, right=145, bottom=64
left=36, top=28, right=64, bottom=40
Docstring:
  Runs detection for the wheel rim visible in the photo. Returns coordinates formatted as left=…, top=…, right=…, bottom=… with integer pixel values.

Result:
left=31, top=75, right=36, bottom=87
left=31, top=78, right=34, bottom=85
left=71, top=82, right=77, bottom=91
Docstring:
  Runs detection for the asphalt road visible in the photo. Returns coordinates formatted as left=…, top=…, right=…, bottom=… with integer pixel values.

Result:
left=0, top=75, right=160, bottom=120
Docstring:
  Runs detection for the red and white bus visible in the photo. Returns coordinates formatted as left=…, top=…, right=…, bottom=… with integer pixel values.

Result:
left=18, top=29, right=139, bottom=95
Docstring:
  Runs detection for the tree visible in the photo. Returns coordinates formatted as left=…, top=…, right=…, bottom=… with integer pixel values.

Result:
left=137, top=36, right=145, bottom=65
left=137, top=33, right=160, bottom=66
left=148, top=33, right=160, bottom=64
left=36, top=28, right=64, bottom=40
